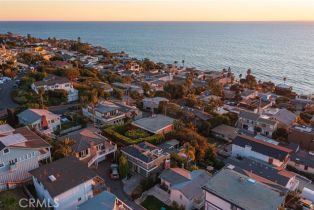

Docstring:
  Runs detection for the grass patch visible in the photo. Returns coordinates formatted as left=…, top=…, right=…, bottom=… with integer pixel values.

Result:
left=141, top=195, right=174, bottom=210
left=103, top=124, right=165, bottom=145
left=0, top=188, right=30, bottom=210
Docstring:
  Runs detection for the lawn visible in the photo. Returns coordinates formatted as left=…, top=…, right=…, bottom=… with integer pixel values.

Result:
left=0, top=188, right=30, bottom=210
left=141, top=195, right=174, bottom=210
left=103, top=124, right=165, bottom=145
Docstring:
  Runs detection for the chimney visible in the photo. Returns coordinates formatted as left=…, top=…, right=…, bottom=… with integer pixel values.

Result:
left=41, top=115, right=49, bottom=129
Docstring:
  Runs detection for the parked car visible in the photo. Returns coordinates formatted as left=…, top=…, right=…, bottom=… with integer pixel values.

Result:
left=110, top=164, right=119, bottom=179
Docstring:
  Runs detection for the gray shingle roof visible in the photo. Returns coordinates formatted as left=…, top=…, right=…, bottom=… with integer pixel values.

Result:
left=226, top=157, right=293, bottom=189
left=203, top=168, right=285, bottom=210
left=30, top=157, right=98, bottom=197
left=233, top=135, right=292, bottom=161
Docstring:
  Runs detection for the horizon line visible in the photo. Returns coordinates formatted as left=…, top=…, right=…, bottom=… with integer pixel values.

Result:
left=1, top=20, right=314, bottom=22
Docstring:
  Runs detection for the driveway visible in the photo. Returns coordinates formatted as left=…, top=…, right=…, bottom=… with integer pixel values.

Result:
left=0, top=80, right=19, bottom=110
left=94, top=160, right=145, bottom=210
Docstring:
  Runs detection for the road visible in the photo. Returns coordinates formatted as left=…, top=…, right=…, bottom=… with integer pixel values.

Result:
left=0, top=80, right=19, bottom=110
left=95, top=160, right=145, bottom=210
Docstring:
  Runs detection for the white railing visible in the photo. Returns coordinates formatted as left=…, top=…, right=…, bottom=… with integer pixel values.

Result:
left=88, top=145, right=117, bottom=167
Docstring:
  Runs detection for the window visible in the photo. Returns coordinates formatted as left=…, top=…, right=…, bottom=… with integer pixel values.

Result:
left=9, top=158, right=17, bottom=165
left=269, top=158, right=273, bottom=164
left=305, top=165, right=309, bottom=171
left=0, top=163, right=4, bottom=168
left=3, top=148, right=9, bottom=154
left=78, top=197, right=82, bottom=202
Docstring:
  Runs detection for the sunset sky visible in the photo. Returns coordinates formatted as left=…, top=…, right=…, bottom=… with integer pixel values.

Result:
left=0, top=0, right=314, bottom=21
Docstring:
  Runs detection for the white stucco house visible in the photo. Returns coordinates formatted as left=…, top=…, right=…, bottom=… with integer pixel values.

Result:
left=30, top=157, right=105, bottom=210
left=231, top=135, right=292, bottom=168
left=31, top=74, right=78, bottom=102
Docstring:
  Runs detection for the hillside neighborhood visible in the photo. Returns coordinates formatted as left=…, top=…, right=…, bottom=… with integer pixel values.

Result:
left=1, top=33, right=314, bottom=210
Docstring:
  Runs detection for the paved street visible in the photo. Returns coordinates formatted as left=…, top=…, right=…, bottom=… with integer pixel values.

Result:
left=94, top=160, right=145, bottom=210
left=0, top=80, right=19, bottom=110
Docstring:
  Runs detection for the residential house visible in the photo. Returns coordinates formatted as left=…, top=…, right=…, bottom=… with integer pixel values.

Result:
left=226, top=157, right=299, bottom=191
left=231, top=135, right=292, bottom=167
left=288, top=125, right=314, bottom=151
left=78, top=190, right=133, bottom=210
left=17, top=109, right=61, bottom=136
left=51, top=61, right=73, bottom=69
left=211, top=124, right=239, bottom=142
left=30, top=157, right=106, bottom=210
left=159, top=168, right=210, bottom=210
left=143, top=97, right=169, bottom=111
left=0, top=125, right=51, bottom=191
left=262, top=108, right=297, bottom=129
left=131, top=114, right=174, bottom=135
left=240, top=89, right=257, bottom=100
left=82, top=100, right=141, bottom=127
left=237, top=111, right=278, bottom=138
left=275, top=84, right=293, bottom=96
left=58, top=127, right=116, bottom=168
left=31, top=74, right=78, bottom=102
left=289, top=148, right=314, bottom=175
left=121, top=142, right=170, bottom=177
left=204, top=70, right=234, bottom=86
left=202, top=168, right=285, bottom=210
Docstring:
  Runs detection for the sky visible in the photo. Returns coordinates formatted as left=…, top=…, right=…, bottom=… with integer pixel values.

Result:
left=0, top=0, right=314, bottom=21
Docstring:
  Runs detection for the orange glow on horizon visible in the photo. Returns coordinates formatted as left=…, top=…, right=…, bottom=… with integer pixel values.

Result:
left=0, top=0, right=314, bottom=21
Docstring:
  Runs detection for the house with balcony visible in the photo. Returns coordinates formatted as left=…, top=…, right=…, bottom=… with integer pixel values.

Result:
left=202, top=168, right=285, bottom=210
left=30, top=156, right=106, bottom=210
left=82, top=100, right=141, bottom=127
left=31, top=74, right=78, bottom=102
left=121, top=142, right=170, bottom=177
left=262, top=108, right=297, bottom=129
left=17, top=109, right=61, bottom=136
left=237, top=110, right=278, bottom=138
left=159, top=168, right=210, bottom=210
left=58, top=127, right=117, bottom=168
left=231, top=135, right=292, bottom=168
left=0, top=124, right=51, bottom=191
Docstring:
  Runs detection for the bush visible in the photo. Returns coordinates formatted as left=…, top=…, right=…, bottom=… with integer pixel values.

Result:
left=125, top=129, right=150, bottom=139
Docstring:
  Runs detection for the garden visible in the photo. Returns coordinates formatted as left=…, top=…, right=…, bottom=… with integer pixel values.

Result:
left=103, top=123, right=165, bottom=145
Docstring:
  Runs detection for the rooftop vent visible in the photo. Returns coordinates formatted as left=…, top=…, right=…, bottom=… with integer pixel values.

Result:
left=48, top=175, right=56, bottom=182
left=227, top=164, right=235, bottom=170
left=247, top=178, right=256, bottom=184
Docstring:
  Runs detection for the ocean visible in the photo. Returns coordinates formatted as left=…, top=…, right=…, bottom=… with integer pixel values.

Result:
left=0, top=21, right=313, bottom=93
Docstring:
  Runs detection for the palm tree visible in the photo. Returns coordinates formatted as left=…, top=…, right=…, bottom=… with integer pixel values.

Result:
left=239, top=73, right=242, bottom=80
left=174, top=60, right=178, bottom=66
left=247, top=68, right=252, bottom=76
left=184, top=143, right=195, bottom=168
left=38, top=87, right=45, bottom=108
left=56, top=138, right=74, bottom=157
left=182, top=60, right=185, bottom=67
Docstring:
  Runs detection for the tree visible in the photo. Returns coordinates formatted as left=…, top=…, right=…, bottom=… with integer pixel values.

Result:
left=56, top=138, right=75, bottom=157
left=65, top=68, right=80, bottom=81
left=182, top=60, right=185, bottom=67
left=184, top=143, right=195, bottom=167
left=38, top=87, right=45, bottom=108
left=119, top=155, right=129, bottom=179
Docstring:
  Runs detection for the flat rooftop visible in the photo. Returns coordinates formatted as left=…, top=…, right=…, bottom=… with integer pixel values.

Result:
left=203, top=168, right=285, bottom=210
left=132, top=114, right=174, bottom=134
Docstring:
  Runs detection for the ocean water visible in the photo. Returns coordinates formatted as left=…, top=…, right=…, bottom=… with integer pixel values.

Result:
left=0, top=21, right=313, bottom=93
